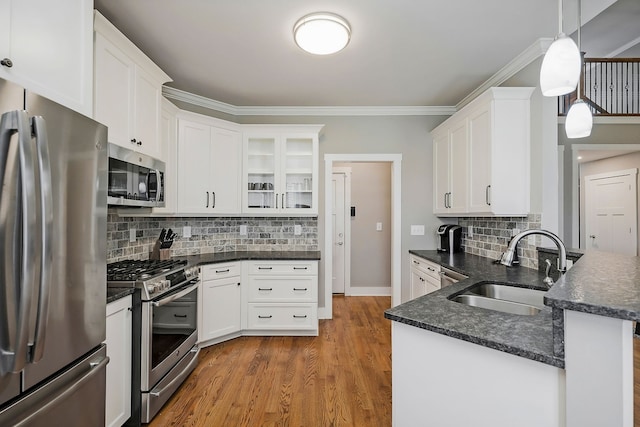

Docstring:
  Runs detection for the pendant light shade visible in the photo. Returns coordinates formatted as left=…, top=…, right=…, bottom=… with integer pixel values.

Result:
left=294, top=13, right=351, bottom=55
left=565, top=99, right=593, bottom=138
left=540, top=33, right=581, bottom=96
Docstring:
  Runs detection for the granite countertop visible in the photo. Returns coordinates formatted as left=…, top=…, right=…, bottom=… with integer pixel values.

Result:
left=386, top=250, right=564, bottom=367
left=107, top=287, right=135, bottom=304
left=179, top=250, right=321, bottom=267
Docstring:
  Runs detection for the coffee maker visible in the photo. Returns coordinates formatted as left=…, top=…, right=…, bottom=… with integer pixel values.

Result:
left=436, top=224, right=462, bottom=253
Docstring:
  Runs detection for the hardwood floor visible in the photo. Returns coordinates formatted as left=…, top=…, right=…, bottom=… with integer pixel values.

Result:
left=149, top=295, right=392, bottom=426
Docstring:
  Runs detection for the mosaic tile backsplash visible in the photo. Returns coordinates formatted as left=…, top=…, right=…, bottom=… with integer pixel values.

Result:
left=457, top=214, right=542, bottom=269
left=107, top=212, right=318, bottom=263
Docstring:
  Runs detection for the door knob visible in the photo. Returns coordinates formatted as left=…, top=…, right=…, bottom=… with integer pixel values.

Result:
left=337, top=242, right=344, bottom=246
left=589, top=235, right=596, bottom=239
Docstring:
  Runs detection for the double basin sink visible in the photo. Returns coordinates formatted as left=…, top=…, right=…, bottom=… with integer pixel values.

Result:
left=450, top=282, right=547, bottom=315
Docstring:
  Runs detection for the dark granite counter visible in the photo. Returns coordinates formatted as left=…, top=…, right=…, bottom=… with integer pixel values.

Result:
left=179, top=250, right=321, bottom=267
left=386, top=250, right=564, bottom=367
left=545, top=250, right=640, bottom=321
left=107, top=287, right=135, bottom=304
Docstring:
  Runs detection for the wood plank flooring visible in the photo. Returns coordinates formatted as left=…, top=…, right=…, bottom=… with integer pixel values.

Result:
left=149, top=295, right=392, bottom=426
left=149, top=297, right=640, bottom=426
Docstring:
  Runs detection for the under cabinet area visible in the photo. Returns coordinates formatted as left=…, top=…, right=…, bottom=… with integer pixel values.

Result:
left=410, top=255, right=441, bottom=300
left=244, top=260, right=319, bottom=335
left=432, top=87, right=533, bottom=217
left=243, top=126, right=322, bottom=215
left=198, top=262, right=242, bottom=346
left=105, top=295, right=132, bottom=427
left=177, top=112, right=242, bottom=214
left=94, top=11, right=171, bottom=160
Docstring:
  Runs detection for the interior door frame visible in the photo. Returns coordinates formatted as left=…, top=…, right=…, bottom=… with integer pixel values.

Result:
left=570, top=144, right=640, bottom=248
left=332, top=167, right=352, bottom=295
left=323, top=154, right=402, bottom=319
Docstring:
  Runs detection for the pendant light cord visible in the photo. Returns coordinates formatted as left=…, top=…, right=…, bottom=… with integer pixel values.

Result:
left=577, top=0, right=582, bottom=99
left=558, top=0, right=563, bottom=34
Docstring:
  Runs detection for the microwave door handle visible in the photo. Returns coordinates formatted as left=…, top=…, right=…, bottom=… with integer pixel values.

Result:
left=29, top=116, right=53, bottom=363
left=0, top=110, right=37, bottom=375
left=155, top=170, right=161, bottom=202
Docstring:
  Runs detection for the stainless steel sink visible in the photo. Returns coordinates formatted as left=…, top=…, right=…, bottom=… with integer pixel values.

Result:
left=466, top=283, right=546, bottom=309
left=450, top=282, right=546, bottom=315
left=451, top=294, right=541, bottom=316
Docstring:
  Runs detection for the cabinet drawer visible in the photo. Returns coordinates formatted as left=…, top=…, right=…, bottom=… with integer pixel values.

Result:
left=247, top=261, right=317, bottom=276
left=201, top=262, right=241, bottom=280
left=248, top=276, right=317, bottom=303
left=247, top=304, right=317, bottom=330
left=410, top=255, right=441, bottom=280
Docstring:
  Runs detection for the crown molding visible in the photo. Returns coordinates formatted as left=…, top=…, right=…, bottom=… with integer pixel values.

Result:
left=456, top=38, right=553, bottom=110
left=162, top=86, right=455, bottom=117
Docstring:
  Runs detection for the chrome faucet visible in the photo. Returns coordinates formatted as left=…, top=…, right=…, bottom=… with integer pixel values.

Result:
left=500, top=229, right=567, bottom=286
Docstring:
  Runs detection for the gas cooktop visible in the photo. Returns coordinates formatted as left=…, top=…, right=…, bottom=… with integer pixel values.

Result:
left=107, top=259, right=187, bottom=282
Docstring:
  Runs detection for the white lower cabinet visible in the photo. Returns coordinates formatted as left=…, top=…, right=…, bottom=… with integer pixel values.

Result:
left=409, top=255, right=441, bottom=300
left=245, top=260, right=318, bottom=335
left=198, top=262, right=241, bottom=346
left=105, top=295, right=132, bottom=427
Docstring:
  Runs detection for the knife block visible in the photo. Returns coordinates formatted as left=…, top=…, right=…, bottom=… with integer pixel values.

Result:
left=150, top=241, right=171, bottom=260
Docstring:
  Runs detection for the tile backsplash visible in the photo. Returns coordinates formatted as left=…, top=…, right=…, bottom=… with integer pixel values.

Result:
left=107, top=211, right=318, bottom=263
left=457, top=214, right=542, bottom=269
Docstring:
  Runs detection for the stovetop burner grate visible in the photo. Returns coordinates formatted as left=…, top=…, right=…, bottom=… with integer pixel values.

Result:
left=107, top=259, right=188, bottom=282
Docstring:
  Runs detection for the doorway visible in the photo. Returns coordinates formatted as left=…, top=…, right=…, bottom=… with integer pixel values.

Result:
left=332, top=167, right=351, bottom=294
left=323, top=154, right=402, bottom=320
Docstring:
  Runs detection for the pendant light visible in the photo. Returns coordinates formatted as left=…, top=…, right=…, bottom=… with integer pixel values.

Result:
left=565, top=0, right=592, bottom=138
left=540, top=0, right=581, bottom=96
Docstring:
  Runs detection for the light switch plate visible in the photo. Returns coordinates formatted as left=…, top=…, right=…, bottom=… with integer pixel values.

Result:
left=468, top=226, right=473, bottom=237
left=410, top=225, right=425, bottom=236
left=376, top=222, right=383, bottom=231
left=183, top=226, right=192, bottom=238
left=294, top=224, right=302, bottom=235
left=239, top=225, right=247, bottom=236
left=129, top=228, right=136, bottom=243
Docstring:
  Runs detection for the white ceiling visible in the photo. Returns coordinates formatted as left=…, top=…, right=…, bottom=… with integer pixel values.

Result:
left=94, top=0, right=640, bottom=108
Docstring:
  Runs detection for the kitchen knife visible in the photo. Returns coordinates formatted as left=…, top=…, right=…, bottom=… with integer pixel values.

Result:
left=159, top=228, right=166, bottom=242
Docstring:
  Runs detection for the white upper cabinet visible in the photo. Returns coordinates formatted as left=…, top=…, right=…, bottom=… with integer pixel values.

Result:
left=0, top=0, right=93, bottom=116
left=432, top=87, right=534, bottom=217
left=93, top=11, right=171, bottom=160
left=177, top=111, right=242, bottom=215
left=243, top=125, right=322, bottom=215
left=153, top=98, right=180, bottom=215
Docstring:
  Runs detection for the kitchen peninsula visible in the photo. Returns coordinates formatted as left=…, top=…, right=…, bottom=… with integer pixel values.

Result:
left=386, top=250, right=639, bottom=427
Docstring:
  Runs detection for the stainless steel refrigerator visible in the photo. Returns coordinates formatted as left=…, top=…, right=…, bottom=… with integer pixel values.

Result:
left=0, top=78, right=108, bottom=426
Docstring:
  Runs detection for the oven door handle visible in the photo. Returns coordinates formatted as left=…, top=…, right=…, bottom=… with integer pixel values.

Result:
left=152, top=281, right=199, bottom=307
left=149, top=347, right=199, bottom=398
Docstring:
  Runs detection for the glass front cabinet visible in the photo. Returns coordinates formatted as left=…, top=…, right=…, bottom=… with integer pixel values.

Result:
left=243, top=125, right=322, bottom=215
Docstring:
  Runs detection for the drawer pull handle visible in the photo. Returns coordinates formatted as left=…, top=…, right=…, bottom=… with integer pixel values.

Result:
left=293, top=315, right=308, bottom=319
left=258, top=288, right=273, bottom=291
left=174, top=314, right=187, bottom=318
left=258, top=267, right=273, bottom=270
left=293, top=288, right=308, bottom=291
left=427, top=267, right=435, bottom=272
left=413, top=260, right=419, bottom=264
left=258, top=315, right=273, bottom=319
left=216, top=269, right=230, bottom=273
left=293, top=267, right=308, bottom=270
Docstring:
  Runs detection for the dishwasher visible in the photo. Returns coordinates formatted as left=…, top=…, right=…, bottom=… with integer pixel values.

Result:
left=439, top=267, right=468, bottom=288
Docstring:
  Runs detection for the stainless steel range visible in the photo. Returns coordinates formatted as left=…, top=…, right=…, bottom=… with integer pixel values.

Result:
left=107, top=259, right=200, bottom=424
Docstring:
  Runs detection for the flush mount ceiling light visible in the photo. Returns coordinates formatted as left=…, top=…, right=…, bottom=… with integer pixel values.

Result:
left=293, top=12, right=351, bottom=55
left=540, top=0, right=581, bottom=96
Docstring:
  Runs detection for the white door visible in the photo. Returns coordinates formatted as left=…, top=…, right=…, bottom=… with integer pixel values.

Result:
left=585, top=169, right=637, bottom=256
left=332, top=169, right=350, bottom=294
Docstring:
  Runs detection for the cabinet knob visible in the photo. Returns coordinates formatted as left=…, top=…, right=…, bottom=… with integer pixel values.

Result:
left=1, top=58, right=13, bottom=68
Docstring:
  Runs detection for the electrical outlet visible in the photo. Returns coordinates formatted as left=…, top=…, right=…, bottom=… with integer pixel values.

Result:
left=468, top=226, right=473, bottom=237
left=183, top=226, right=192, bottom=238
left=410, top=225, right=425, bottom=236
left=294, top=224, right=302, bottom=235
left=376, top=222, right=383, bottom=231
left=239, top=225, right=247, bottom=236
left=129, top=228, right=136, bottom=243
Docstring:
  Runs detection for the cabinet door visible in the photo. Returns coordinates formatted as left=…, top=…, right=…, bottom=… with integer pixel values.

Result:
left=244, top=135, right=278, bottom=213
left=433, top=131, right=450, bottom=214
left=153, top=99, right=178, bottom=214
left=210, top=127, right=241, bottom=213
left=177, top=120, right=212, bottom=213
left=106, top=296, right=132, bottom=427
left=200, top=278, right=241, bottom=343
left=468, top=106, right=492, bottom=214
left=94, top=32, right=134, bottom=149
left=132, top=67, right=161, bottom=158
left=1, top=0, right=92, bottom=115
left=449, top=119, right=468, bottom=213
left=410, top=270, right=427, bottom=300
left=281, top=134, right=317, bottom=214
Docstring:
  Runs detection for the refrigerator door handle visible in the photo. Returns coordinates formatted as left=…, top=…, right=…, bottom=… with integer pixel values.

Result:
left=0, top=110, right=37, bottom=375
left=29, top=116, right=53, bottom=363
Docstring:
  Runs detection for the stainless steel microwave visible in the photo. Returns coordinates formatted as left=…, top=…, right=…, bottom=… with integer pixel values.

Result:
left=108, top=143, right=165, bottom=208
